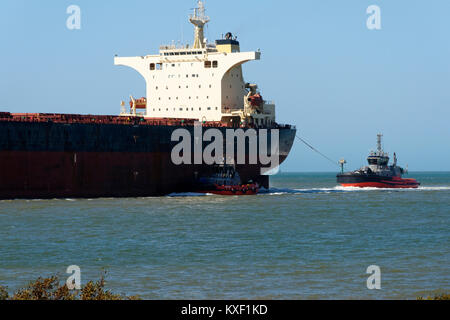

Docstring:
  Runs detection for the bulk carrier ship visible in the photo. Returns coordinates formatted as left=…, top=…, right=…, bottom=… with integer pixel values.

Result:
left=0, top=1, right=296, bottom=200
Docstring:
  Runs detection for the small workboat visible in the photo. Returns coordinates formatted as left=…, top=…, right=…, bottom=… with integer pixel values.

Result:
left=337, top=134, right=420, bottom=189
left=195, top=164, right=259, bottom=195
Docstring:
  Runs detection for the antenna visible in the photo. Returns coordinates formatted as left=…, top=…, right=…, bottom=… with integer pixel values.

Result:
left=189, top=0, right=210, bottom=49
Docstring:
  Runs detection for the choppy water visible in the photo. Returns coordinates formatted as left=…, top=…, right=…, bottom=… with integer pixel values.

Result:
left=0, top=172, right=449, bottom=299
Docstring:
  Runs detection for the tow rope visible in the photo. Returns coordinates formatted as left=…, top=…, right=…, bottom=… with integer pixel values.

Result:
left=296, top=135, right=340, bottom=168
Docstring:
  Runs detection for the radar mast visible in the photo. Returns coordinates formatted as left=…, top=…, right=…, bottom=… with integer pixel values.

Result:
left=377, top=133, right=383, bottom=153
left=189, top=0, right=210, bottom=49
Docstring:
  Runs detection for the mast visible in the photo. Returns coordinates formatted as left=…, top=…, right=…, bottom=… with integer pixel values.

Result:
left=377, top=133, right=383, bottom=153
left=189, top=0, right=210, bottom=49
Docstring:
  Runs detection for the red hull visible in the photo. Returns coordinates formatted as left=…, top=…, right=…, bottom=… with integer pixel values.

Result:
left=0, top=151, right=269, bottom=199
left=199, top=184, right=259, bottom=196
left=340, top=180, right=420, bottom=189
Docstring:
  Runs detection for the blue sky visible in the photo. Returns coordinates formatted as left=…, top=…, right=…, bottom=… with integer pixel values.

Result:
left=0, top=0, right=449, bottom=172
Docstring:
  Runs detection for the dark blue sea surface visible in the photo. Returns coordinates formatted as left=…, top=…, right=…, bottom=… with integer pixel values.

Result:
left=0, top=172, right=449, bottom=299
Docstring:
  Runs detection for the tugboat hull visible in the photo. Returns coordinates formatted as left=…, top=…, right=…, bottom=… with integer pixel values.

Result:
left=337, top=174, right=420, bottom=189
left=198, top=184, right=259, bottom=196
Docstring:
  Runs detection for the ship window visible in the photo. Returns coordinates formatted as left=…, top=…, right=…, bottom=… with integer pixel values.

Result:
left=156, top=63, right=163, bottom=70
left=169, top=52, right=174, bottom=56
left=204, top=61, right=211, bottom=68
left=209, top=85, right=212, bottom=88
left=186, top=108, right=189, bottom=111
left=207, top=96, right=209, bottom=99
left=186, top=74, right=189, bottom=78
left=212, top=61, right=218, bottom=68
left=150, top=63, right=155, bottom=70
left=199, top=108, right=202, bottom=111
left=197, top=51, right=202, bottom=55
left=156, top=86, right=158, bottom=89
left=171, top=64, right=175, bottom=67
left=180, top=52, right=186, bottom=55
left=207, top=107, right=211, bottom=110
left=215, top=107, right=218, bottom=110
left=199, top=85, right=201, bottom=88
left=179, top=108, right=183, bottom=111
left=192, top=74, right=196, bottom=77
left=175, top=52, right=180, bottom=56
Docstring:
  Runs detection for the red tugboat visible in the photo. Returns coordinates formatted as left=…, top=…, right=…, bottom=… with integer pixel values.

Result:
left=337, top=134, right=420, bottom=189
left=196, top=164, right=259, bottom=195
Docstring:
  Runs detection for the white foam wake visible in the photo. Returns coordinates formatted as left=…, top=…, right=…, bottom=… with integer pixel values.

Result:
left=166, top=192, right=212, bottom=197
left=259, top=185, right=450, bottom=195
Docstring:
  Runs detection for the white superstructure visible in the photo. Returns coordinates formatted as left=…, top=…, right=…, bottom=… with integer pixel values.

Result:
left=114, top=1, right=275, bottom=126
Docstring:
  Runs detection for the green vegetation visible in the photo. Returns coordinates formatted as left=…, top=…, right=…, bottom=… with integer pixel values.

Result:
left=0, top=273, right=139, bottom=300
left=417, top=293, right=450, bottom=300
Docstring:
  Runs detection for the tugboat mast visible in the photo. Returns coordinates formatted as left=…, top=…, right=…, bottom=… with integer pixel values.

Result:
left=377, top=133, right=383, bottom=153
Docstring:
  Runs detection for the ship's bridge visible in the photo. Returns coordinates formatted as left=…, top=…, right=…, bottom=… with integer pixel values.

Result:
left=113, top=1, right=273, bottom=125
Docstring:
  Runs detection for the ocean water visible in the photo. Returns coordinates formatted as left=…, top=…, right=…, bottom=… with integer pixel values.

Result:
left=0, top=172, right=449, bottom=299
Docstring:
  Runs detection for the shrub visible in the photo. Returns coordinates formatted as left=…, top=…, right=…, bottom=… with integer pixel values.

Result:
left=0, top=273, right=139, bottom=300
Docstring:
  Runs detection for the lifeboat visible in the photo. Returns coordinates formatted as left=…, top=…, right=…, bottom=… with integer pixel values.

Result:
left=249, top=93, right=263, bottom=107
left=130, top=97, right=147, bottom=109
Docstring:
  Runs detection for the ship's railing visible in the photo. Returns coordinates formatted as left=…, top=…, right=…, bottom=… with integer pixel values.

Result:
left=0, top=113, right=199, bottom=127
left=0, top=112, right=297, bottom=130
